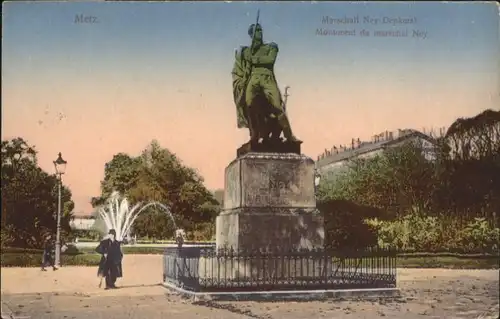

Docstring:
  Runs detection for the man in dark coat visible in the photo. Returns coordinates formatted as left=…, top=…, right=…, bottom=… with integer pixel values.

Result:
left=95, top=229, right=123, bottom=290
left=41, top=234, right=57, bottom=271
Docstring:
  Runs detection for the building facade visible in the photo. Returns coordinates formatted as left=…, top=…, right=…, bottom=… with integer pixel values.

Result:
left=316, top=129, right=438, bottom=176
left=70, top=214, right=96, bottom=230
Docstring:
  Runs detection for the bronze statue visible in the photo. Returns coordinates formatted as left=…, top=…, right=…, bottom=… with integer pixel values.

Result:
left=232, top=13, right=301, bottom=148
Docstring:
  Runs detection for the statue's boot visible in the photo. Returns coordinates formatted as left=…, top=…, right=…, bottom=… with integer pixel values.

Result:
left=278, top=114, right=302, bottom=143
left=249, top=130, right=260, bottom=144
left=247, top=112, right=261, bottom=143
left=267, top=117, right=282, bottom=143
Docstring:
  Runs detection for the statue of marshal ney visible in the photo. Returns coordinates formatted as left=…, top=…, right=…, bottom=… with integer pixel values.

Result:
left=232, top=22, right=301, bottom=147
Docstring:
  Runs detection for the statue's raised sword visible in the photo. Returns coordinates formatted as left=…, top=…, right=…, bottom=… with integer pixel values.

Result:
left=283, top=86, right=290, bottom=113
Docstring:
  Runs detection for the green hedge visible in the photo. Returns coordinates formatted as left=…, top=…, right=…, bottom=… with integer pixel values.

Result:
left=1, top=253, right=101, bottom=267
left=1, top=246, right=83, bottom=256
left=77, top=246, right=167, bottom=254
left=2, top=246, right=173, bottom=256
left=75, top=238, right=99, bottom=243
left=0, top=246, right=169, bottom=267
left=398, top=256, right=499, bottom=269
left=2, top=247, right=45, bottom=254
left=1, top=252, right=498, bottom=269
left=365, top=214, right=499, bottom=254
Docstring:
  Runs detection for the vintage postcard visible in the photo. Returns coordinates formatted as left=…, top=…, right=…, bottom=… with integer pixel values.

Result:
left=2, top=1, right=499, bottom=318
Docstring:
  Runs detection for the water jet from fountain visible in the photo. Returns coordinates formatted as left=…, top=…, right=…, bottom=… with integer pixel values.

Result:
left=96, top=191, right=178, bottom=241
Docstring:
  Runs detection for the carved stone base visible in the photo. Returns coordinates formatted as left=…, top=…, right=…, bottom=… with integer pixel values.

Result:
left=237, top=139, right=302, bottom=157
left=216, top=209, right=324, bottom=252
left=224, top=153, right=316, bottom=209
left=217, top=152, right=325, bottom=252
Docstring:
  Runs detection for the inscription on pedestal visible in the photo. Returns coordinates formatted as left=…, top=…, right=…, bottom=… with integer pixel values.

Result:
left=244, top=162, right=296, bottom=206
left=241, top=158, right=315, bottom=208
left=224, top=153, right=316, bottom=209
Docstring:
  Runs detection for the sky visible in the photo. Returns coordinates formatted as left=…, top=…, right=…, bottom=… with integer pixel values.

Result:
left=2, top=1, right=499, bottom=215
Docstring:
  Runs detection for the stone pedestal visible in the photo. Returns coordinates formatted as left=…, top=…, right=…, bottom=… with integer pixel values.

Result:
left=216, top=152, right=324, bottom=252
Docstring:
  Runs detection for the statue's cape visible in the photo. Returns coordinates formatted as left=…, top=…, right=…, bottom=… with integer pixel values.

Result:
left=232, top=46, right=250, bottom=128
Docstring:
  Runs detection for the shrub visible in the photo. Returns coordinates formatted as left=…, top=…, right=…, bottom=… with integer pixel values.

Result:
left=459, top=218, right=500, bottom=253
left=0, top=228, right=15, bottom=249
left=404, top=209, right=441, bottom=251
left=319, top=200, right=382, bottom=250
left=366, top=212, right=442, bottom=252
left=366, top=210, right=500, bottom=253
left=186, top=222, right=215, bottom=241
left=365, top=218, right=410, bottom=250
left=63, top=243, right=81, bottom=255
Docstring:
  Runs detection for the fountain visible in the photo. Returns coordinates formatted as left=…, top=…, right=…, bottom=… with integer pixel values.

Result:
left=96, top=191, right=178, bottom=241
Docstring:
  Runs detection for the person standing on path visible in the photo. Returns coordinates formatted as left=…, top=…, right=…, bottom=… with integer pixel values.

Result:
left=41, top=234, right=57, bottom=271
left=95, top=229, right=123, bottom=290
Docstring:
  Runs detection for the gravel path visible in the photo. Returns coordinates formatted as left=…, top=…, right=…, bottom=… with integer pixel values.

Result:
left=1, top=255, right=498, bottom=319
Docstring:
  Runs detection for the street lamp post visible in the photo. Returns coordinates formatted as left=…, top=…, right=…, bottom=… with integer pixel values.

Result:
left=53, top=152, right=67, bottom=268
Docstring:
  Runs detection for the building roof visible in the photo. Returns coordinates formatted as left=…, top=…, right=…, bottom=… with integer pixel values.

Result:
left=316, top=129, right=437, bottom=168
left=72, top=214, right=95, bottom=219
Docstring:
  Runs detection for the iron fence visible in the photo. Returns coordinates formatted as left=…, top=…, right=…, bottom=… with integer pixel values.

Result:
left=163, top=246, right=397, bottom=292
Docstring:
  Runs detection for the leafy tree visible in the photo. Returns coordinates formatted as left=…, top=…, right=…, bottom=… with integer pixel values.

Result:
left=91, top=140, right=219, bottom=239
left=1, top=138, right=75, bottom=248
left=318, top=108, right=500, bottom=238
left=318, top=140, right=437, bottom=217
left=318, top=199, right=382, bottom=250
left=212, top=189, right=224, bottom=207
left=445, top=109, right=500, bottom=161
left=91, top=153, right=142, bottom=207
left=437, top=109, right=500, bottom=215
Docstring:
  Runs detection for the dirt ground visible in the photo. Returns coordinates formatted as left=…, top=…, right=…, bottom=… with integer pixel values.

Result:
left=1, top=255, right=499, bottom=319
